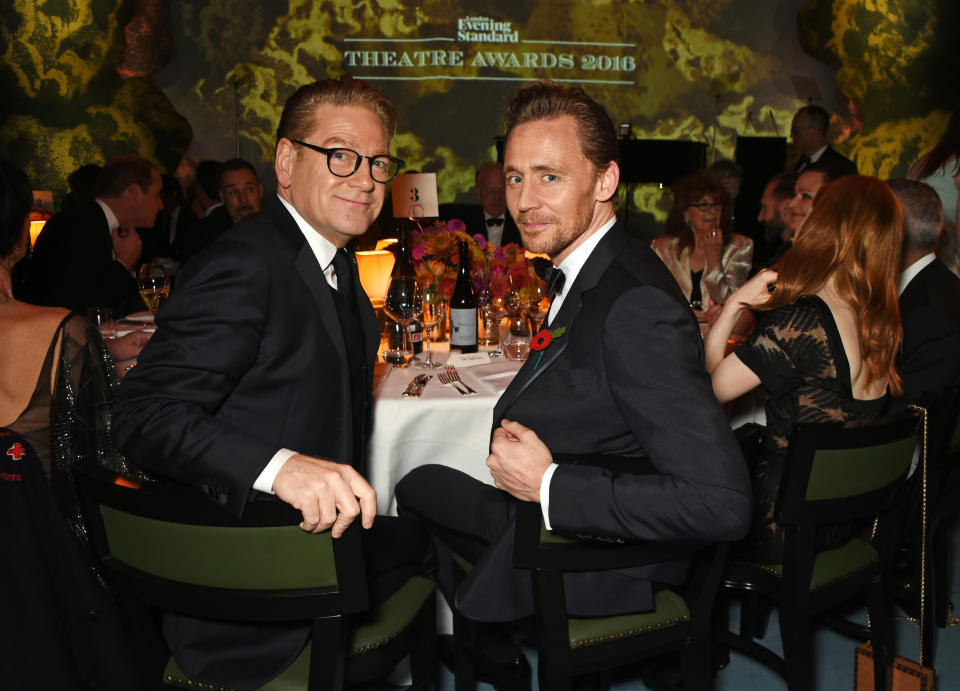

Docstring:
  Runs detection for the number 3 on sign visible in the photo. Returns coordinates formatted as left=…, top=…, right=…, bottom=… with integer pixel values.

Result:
left=409, top=187, right=420, bottom=202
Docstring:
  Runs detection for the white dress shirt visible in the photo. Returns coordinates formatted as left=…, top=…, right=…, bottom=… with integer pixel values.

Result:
left=899, top=252, right=937, bottom=296
left=484, top=211, right=505, bottom=246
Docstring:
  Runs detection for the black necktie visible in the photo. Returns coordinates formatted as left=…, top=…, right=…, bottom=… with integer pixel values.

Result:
left=533, top=257, right=566, bottom=296
left=486, top=217, right=504, bottom=227
left=332, top=249, right=357, bottom=307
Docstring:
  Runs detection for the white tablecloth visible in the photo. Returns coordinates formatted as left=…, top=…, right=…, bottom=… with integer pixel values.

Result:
left=366, top=350, right=523, bottom=515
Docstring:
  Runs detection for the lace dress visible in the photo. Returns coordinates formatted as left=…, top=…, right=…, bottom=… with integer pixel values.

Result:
left=733, top=296, right=888, bottom=563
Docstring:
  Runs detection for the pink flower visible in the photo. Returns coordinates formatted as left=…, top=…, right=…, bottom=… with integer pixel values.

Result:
left=411, top=243, right=428, bottom=260
left=473, top=234, right=487, bottom=250
left=494, top=247, right=506, bottom=261
left=447, top=218, right=467, bottom=232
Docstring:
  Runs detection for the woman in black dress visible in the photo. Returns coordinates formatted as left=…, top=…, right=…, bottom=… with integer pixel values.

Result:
left=704, top=175, right=904, bottom=563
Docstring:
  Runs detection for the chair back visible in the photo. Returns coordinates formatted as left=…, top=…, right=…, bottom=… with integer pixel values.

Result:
left=776, top=408, right=921, bottom=528
left=73, top=462, right=369, bottom=624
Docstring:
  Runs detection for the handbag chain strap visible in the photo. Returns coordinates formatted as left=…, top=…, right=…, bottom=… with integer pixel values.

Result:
left=909, top=403, right=929, bottom=667
left=868, top=405, right=928, bottom=665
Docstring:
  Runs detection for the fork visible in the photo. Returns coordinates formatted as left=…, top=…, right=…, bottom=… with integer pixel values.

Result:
left=443, top=365, right=478, bottom=394
left=437, top=370, right=470, bottom=395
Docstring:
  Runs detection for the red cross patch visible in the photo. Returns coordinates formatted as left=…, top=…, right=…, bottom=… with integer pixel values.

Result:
left=6, top=442, right=26, bottom=461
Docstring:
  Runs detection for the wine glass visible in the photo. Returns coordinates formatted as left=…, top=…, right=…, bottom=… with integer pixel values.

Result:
left=522, top=279, right=551, bottom=332
left=416, top=284, right=445, bottom=369
left=137, top=263, right=170, bottom=315
left=503, top=312, right=533, bottom=360
left=382, top=276, right=419, bottom=368
left=485, top=294, right=511, bottom=358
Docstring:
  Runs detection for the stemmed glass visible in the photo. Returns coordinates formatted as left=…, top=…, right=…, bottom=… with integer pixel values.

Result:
left=137, top=263, right=170, bottom=315
left=382, top=275, right=420, bottom=368
left=522, top=279, right=551, bottom=332
left=486, top=294, right=511, bottom=358
left=415, top=284, right=445, bottom=369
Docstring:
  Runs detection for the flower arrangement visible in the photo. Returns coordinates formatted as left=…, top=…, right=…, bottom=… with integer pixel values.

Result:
left=409, top=219, right=537, bottom=302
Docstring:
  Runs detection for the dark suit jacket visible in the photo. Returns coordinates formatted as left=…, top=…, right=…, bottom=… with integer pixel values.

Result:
left=453, top=223, right=752, bottom=622
left=113, top=198, right=380, bottom=686
left=25, top=201, right=139, bottom=314
left=794, top=145, right=857, bottom=176
left=173, top=204, right=234, bottom=263
left=898, top=258, right=960, bottom=402
left=461, top=206, right=522, bottom=246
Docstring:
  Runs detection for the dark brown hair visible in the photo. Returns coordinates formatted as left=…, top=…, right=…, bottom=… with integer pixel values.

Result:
left=504, top=80, right=618, bottom=173
left=663, top=171, right=732, bottom=255
left=95, top=155, right=156, bottom=198
left=764, top=175, right=903, bottom=395
left=277, top=76, right=399, bottom=144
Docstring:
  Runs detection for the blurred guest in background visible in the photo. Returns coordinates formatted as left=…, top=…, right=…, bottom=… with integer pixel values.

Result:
left=908, top=111, right=960, bottom=274
left=755, top=171, right=798, bottom=269
left=25, top=155, right=161, bottom=315
left=175, top=159, right=231, bottom=262
left=464, top=160, right=521, bottom=246
left=706, top=175, right=902, bottom=562
left=781, top=160, right=847, bottom=244
left=790, top=105, right=857, bottom=175
left=652, top=170, right=753, bottom=315
left=218, top=158, right=264, bottom=223
left=59, top=163, right=102, bottom=212
left=888, top=179, right=960, bottom=403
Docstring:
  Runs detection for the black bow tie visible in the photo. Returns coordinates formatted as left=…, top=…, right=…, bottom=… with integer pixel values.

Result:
left=485, top=217, right=504, bottom=227
left=533, top=257, right=566, bottom=295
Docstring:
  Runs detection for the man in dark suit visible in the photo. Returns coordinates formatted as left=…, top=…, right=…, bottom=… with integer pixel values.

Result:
left=218, top=157, right=264, bottom=223
left=790, top=105, right=857, bottom=175
left=889, top=179, right=960, bottom=402
left=173, top=159, right=233, bottom=262
left=463, top=160, right=522, bottom=246
left=26, top=155, right=160, bottom=314
left=397, top=82, right=750, bottom=626
left=113, top=77, right=427, bottom=689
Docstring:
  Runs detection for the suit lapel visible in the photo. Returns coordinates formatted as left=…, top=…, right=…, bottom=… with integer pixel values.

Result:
left=493, top=224, right=627, bottom=424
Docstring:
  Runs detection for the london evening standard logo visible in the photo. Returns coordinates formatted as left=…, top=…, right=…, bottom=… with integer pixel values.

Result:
left=457, top=16, right=518, bottom=43
left=342, top=15, right=636, bottom=85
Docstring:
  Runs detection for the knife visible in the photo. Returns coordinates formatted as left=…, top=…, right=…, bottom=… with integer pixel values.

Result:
left=402, top=374, right=432, bottom=397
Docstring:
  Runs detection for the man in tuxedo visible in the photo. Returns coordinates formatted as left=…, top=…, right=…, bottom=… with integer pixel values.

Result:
left=790, top=105, right=857, bottom=175
left=397, top=82, right=750, bottom=626
left=218, top=158, right=264, bottom=223
left=464, top=161, right=522, bottom=246
left=174, top=159, right=233, bottom=262
left=26, top=155, right=160, bottom=314
left=888, top=179, right=960, bottom=402
left=113, top=77, right=428, bottom=689
left=754, top=171, right=797, bottom=269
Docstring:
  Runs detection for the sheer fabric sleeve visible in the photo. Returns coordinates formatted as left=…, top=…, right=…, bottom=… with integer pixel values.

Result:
left=733, top=301, right=829, bottom=397
left=703, top=234, right=754, bottom=304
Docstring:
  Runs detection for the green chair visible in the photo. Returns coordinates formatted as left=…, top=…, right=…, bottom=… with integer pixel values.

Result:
left=73, top=463, right=435, bottom=691
left=715, top=409, right=921, bottom=691
left=453, top=500, right=728, bottom=691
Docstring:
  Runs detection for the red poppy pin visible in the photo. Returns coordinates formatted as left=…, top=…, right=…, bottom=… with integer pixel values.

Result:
left=531, top=326, right=566, bottom=368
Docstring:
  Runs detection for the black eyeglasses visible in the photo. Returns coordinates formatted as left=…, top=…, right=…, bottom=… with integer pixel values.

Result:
left=290, top=139, right=404, bottom=183
left=689, top=201, right=722, bottom=212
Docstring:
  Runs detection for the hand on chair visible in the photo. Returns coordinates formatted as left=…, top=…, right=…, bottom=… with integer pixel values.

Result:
left=273, top=455, right=376, bottom=537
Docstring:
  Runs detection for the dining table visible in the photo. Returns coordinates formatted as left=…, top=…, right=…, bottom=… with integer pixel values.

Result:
left=367, top=345, right=524, bottom=515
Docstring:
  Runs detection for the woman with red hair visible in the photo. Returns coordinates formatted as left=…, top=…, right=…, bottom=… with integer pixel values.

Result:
left=705, top=175, right=903, bottom=562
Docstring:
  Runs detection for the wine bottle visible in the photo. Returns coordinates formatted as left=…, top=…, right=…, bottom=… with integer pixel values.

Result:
left=449, top=241, right=478, bottom=353
left=391, top=226, right=423, bottom=354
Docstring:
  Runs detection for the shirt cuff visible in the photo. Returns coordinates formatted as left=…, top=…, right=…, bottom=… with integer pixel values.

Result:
left=253, top=448, right=298, bottom=494
left=539, top=462, right=560, bottom=531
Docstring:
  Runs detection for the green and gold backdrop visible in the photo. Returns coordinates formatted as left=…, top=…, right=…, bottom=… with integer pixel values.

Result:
left=2, top=0, right=957, bottom=224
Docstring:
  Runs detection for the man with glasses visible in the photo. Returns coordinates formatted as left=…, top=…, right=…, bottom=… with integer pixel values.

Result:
left=114, top=77, right=428, bottom=689
left=790, top=105, right=857, bottom=175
